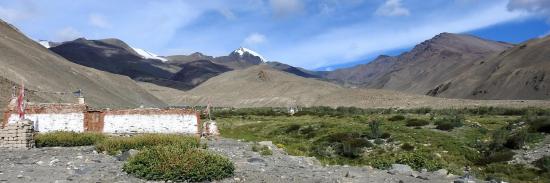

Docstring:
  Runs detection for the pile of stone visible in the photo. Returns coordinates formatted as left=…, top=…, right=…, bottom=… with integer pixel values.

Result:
left=0, top=119, right=35, bottom=149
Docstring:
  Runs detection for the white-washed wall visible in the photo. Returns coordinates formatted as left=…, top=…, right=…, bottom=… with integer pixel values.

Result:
left=102, top=114, right=198, bottom=134
left=7, top=113, right=85, bottom=132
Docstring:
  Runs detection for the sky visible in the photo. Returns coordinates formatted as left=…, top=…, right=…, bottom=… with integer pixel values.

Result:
left=0, top=0, right=549, bottom=70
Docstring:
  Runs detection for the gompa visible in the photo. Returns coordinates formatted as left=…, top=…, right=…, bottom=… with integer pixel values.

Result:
left=1, top=97, right=202, bottom=135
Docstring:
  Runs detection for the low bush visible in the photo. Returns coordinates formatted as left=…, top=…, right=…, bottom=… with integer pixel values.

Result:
left=380, top=132, right=391, bottom=139
left=260, top=146, right=273, bottom=156
left=95, top=134, right=200, bottom=155
left=316, top=132, right=372, bottom=158
left=369, top=120, right=382, bottom=139
left=504, top=129, right=530, bottom=149
left=528, top=117, right=550, bottom=133
left=35, top=131, right=106, bottom=147
left=124, top=145, right=234, bottom=182
left=252, top=143, right=273, bottom=156
left=434, top=115, right=464, bottom=131
left=405, top=119, right=430, bottom=127
left=388, top=115, right=405, bottom=121
left=534, top=156, right=550, bottom=172
left=374, top=139, right=384, bottom=145
left=363, top=151, right=442, bottom=171
left=476, top=150, right=515, bottom=165
left=401, top=143, right=415, bottom=151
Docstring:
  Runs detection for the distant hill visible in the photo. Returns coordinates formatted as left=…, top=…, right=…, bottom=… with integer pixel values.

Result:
left=324, top=33, right=513, bottom=94
left=429, top=35, right=550, bottom=99
left=0, top=19, right=165, bottom=108
left=164, top=65, right=550, bottom=108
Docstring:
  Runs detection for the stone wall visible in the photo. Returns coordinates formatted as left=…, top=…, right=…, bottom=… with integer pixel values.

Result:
left=0, top=119, right=34, bottom=149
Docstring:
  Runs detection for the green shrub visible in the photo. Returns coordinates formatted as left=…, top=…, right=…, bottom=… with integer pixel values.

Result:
left=380, top=132, right=391, bottom=139
left=504, top=129, right=530, bottom=149
left=476, top=150, right=515, bottom=165
left=434, top=115, right=464, bottom=131
left=395, top=152, right=443, bottom=171
left=35, top=131, right=106, bottom=147
left=95, top=134, right=200, bottom=155
left=124, top=146, right=234, bottom=182
left=534, top=156, right=550, bottom=172
left=374, top=139, right=384, bottom=145
left=405, top=119, right=430, bottom=127
left=528, top=117, right=550, bottom=133
left=401, top=143, right=415, bottom=151
left=481, top=163, right=543, bottom=182
left=388, top=115, right=405, bottom=121
left=317, top=132, right=372, bottom=158
left=369, top=120, right=382, bottom=139
left=260, top=146, right=273, bottom=156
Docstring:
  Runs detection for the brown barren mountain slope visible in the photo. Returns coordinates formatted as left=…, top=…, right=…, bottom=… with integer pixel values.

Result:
left=325, top=33, right=513, bottom=95
left=158, top=65, right=550, bottom=108
left=430, top=35, right=550, bottom=100
left=0, top=19, right=165, bottom=108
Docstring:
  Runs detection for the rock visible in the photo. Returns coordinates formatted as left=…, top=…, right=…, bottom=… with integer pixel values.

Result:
left=16, top=174, right=23, bottom=178
left=35, top=161, right=44, bottom=166
left=421, top=168, right=428, bottom=173
left=388, top=164, right=414, bottom=175
left=247, top=157, right=266, bottom=164
left=116, top=149, right=139, bottom=161
left=234, top=177, right=241, bottom=181
left=49, top=159, right=60, bottom=166
left=435, top=169, right=448, bottom=176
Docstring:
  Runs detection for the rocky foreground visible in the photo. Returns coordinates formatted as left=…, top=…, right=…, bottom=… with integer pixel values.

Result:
left=0, top=138, right=475, bottom=183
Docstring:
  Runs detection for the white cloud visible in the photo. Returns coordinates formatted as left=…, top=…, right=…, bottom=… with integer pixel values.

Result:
left=508, top=0, right=550, bottom=22
left=270, top=0, right=304, bottom=17
left=89, top=13, right=110, bottom=28
left=0, top=6, right=30, bottom=23
left=375, top=0, right=410, bottom=17
left=54, top=27, right=81, bottom=41
left=243, top=33, right=267, bottom=46
left=218, top=8, right=236, bottom=20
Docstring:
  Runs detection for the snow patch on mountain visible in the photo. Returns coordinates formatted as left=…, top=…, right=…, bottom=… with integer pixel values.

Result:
left=38, top=40, right=52, bottom=48
left=233, top=47, right=266, bottom=62
left=132, top=47, right=168, bottom=62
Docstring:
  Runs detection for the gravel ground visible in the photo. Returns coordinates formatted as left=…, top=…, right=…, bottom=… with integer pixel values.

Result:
left=208, top=139, right=467, bottom=183
left=512, top=135, right=550, bottom=165
left=0, top=146, right=143, bottom=183
left=0, top=139, right=475, bottom=183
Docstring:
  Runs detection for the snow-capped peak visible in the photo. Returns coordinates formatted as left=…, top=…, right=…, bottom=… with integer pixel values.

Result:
left=232, top=47, right=266, bottom=62
left=38, top=40, right=52, bottom=48
left=131, top=47, right=168, bottom=62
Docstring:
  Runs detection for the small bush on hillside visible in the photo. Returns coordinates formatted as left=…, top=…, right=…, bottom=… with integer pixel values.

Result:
left=260, top=146, right=273, bottom=156
left=369, top=120, right=382, bottom=139
left=534, top=156, right=550, bottom=172
left=528, top=117, right=550, bottom=133
left=388, top=115, right=405, bottom=121
left=319, top=132, right=372, bottom=158
left=35, top=131, right=106, bottom=147
left=405, top=119, right=430, bottom=127
left=124, top=146, right=234, bottom=182
left=380, top=132, right=391, bottom=139
left=395, top=152, right=443, bottom=171
left=374, top=139, right=384, bottom=145
left=401, top=143, right=415, bottom=151
left=434, top=115, right=465, bottom=131
left=95, top=134, right=200, bottom=155
left=504, top=129, right=531, bottom=149
left=476, top=150, right=515, bottom=165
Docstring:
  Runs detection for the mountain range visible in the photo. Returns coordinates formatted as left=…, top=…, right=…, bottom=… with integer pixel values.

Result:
left=0, top=19, right=164, bottom=108
left=1, top=17, right=549, bottom=109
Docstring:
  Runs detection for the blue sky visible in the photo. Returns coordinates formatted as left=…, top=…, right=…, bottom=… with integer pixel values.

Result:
left=0, top=0, right=549, bottom=70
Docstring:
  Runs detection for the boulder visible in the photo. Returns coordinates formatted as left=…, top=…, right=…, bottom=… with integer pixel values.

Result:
left=388, top=164, right=414, bottom=175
